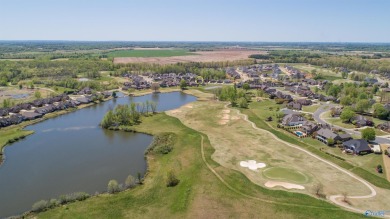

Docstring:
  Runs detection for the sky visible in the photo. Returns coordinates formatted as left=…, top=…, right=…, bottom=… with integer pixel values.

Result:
left=0, top=0, right=389, bottom=42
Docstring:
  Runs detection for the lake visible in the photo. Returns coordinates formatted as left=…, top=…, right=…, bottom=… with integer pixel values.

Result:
left=0, top=91, right=196, bottom=218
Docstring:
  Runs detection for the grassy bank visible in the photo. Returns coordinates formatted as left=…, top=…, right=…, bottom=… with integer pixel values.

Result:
left=33, top=112, right=364, bottom=218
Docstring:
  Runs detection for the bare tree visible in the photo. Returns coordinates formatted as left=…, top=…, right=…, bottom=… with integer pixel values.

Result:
left=314, top=183, right=325, bottom=198
left=342, top=192, right=350, bottom=205
left=151, top=83, right=160, bottom=93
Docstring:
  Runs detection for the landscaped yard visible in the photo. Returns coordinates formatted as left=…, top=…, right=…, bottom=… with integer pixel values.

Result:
left=302, top=104, right=321, bottom=113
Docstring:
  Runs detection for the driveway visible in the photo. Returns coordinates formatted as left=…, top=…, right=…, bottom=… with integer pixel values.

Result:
left=313, top=104, right=390, bottom=144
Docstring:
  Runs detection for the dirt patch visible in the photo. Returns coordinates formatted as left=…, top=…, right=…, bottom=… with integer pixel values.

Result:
left=265, top=181, right=305, bottom=190
left=113, top=50, right=262, bottom=64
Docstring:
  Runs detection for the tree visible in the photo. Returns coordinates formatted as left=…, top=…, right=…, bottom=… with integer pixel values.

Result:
left=341, top=71, right=348, bottom=79
left=125, top=175, right=136, bottom=189
left=243, top=83, right=250, bottom=91
left=314, top=86, right=319, bottom=94
left=327, top=138, right=334, bottom=146
left=179, top=79, right=187, bottom=90
left=137, top=172, right=143, bottom=184
left=107, top=179, right=120, bottom=194
left=2, top=99, right=12, bottom=108
left=340, top=108, right=355, bottom=123
left=314, top=183, right=324, bottom=198
left=361, top=128, right=376, bottom=141
left=372, top=103, right=389, bottom=120
left=151, top=83, right=160, bottom=93
left=355, top=99, right=370, bottom=112
left=34, top=91, right=42, bottom=99
left=112, top=91, right=117, bottom=98
left=18, top=84, right=23, bottom=89
left=340, top=96, right=352, bottom=106
left=166, top=170, right=180, bottom=187
left=237, top=97, right=248, bottom=108
left=150, top=101, right=157, bottom=113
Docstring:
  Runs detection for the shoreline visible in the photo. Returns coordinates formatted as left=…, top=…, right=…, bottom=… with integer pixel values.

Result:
left=0, top=88, right=184, bottom=161
left=10, top=88, right=202, bottom=218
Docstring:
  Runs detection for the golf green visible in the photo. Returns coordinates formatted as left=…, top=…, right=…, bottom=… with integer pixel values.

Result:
left=263, top=167, right=309, bottom=184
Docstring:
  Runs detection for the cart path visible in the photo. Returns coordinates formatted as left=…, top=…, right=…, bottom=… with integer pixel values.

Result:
left=233, top=105, right=381, bottom=216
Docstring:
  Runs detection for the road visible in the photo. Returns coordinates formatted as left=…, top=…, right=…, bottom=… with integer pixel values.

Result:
left=313, top=104, right=390, bottom=144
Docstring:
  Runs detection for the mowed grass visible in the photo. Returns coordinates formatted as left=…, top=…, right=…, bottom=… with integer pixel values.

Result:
left=245, top=101, right=390, bottom=189
left=34, top=112, right=365, bottom=219
left=0, top=128, right=33, bottom=156
left=263, top=167, right=309, bottom=184
left=302, top=104, right=321, bottom=113
left=105, top=49, right=193, bottom=58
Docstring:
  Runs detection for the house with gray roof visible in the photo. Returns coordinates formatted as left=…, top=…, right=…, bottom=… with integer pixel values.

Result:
left=316, top=128, right=341, bottom=144
left=281, top=114, right=306, bottom=126
left=343, top=139, right=372, bottom=155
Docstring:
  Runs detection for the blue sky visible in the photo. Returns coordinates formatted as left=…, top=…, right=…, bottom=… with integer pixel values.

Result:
left=0, top=0, right=389, bottom=42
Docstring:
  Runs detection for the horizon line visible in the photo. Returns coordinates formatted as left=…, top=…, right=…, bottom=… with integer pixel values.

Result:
left=0, top=40, right=390, bottom=44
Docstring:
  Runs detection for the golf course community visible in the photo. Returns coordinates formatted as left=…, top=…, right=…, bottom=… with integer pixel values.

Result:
left=2, top=1, right=390, bottom=218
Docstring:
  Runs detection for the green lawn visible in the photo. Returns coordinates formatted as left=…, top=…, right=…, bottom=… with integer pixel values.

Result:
left=105, top=49, right=193, bottom=58
left=33, top=112, right=365, bottom=219
left=263, top=167, right=309, bottom=184
left=0, top=128, right=34, bottom=161
left=291, top=63, right=342, bottom=81
left=302, top=104, right=321, bottom=113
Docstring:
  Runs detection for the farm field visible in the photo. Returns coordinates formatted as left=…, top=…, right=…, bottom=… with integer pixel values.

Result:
left=113, top=50, right=261, bottom=64
left=105, top=49, right=193, bottom=58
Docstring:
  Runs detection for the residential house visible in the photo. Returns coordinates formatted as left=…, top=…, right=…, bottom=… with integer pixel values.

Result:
left=343, top=139, right=372, bottom=155
left=354, top=115, right=373, bottom=127
left=339, top=133, right=353, bottom=142
left=316, top=128, right=341, bottom=144
left=301, top=121, right=319, bottom=135
left=21, top=111, right=42, bottom=120
left=296, top=99, right=312, bottom=106
left=287, top=102, right=302, bottom=111
left=377, top=121, right=390, bottom=132
left=281, top=114, right=306, bottom=126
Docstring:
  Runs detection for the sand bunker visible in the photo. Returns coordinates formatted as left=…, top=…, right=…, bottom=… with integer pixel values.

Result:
left=219, top=110, right=231, bottom=125
left=240, top=160, right=266, bottom=170
left=264, top=181, right=305, bottom=190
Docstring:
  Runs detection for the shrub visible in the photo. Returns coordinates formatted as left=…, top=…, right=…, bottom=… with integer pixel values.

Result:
left=166, top=170, right=180, bottom=187
left=59, top=192, right=90, bottom=204
left=155, top=145, right=173, bottom=154
left=377, top=165, right=383, bottom=173
left=237, top=97, right=248, bottom=108
left=146, top=133, right=175, bottom=155
left=32, top=200, right=48, bottom=212
left=327, top=138, right=335, bottom=146
left=48, top=199, right=60, bottom=208
left=107, top=179, right=120, bottom=194
left=125, top=175, right=136, bottom=189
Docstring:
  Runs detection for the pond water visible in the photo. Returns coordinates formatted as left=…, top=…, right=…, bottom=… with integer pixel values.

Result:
left=11, top=93, right=30, bottom=99
left=0, top=91, right=196, bottom=218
